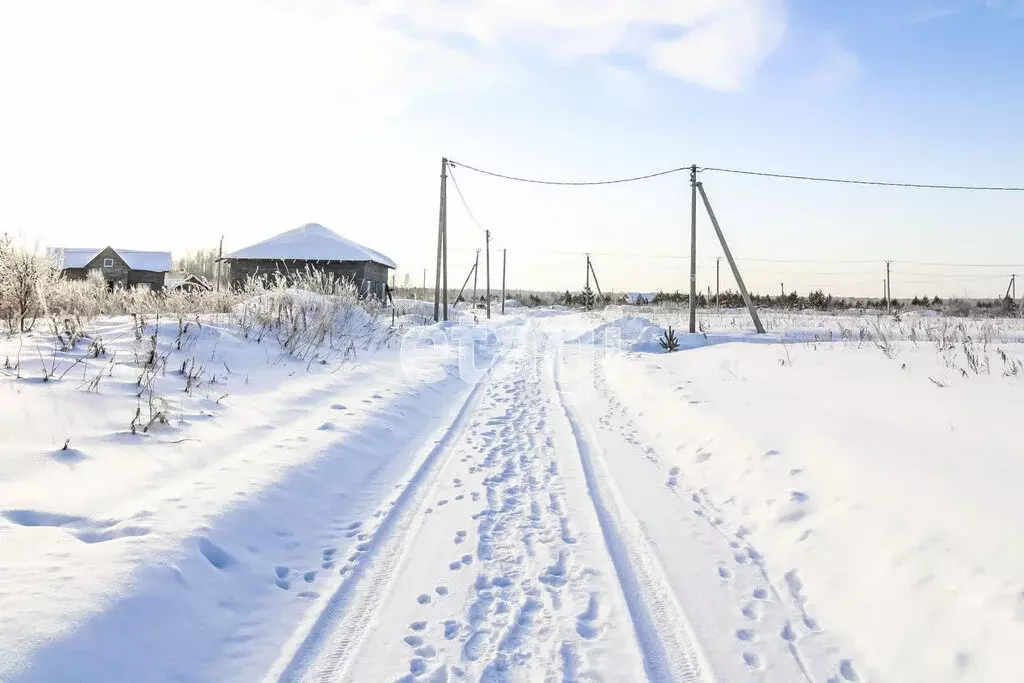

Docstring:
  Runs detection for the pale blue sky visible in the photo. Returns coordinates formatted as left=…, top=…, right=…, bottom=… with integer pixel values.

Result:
left=1, top=0, right=1022, bottom=297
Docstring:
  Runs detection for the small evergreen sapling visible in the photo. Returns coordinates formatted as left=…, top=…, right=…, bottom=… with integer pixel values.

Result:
left=659, top=326, right=680, bottom=352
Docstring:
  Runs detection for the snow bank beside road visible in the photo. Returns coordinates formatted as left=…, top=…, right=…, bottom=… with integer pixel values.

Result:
left=574, top=314, right=829, bottom=353
left=601, top=334, right=1024, bottom=682
left=0, top=309, right=502, bottom=681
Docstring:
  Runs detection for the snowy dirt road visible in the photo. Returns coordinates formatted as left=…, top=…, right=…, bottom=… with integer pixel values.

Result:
left=2, top=314, right=875, bottom=683
left=280, top=323, right=858, bottom=683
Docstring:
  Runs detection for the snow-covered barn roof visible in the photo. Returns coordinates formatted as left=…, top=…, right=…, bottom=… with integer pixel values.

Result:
left=49, top=247, right=173, bottom=272
left=225, top=223, right=397, bottom=269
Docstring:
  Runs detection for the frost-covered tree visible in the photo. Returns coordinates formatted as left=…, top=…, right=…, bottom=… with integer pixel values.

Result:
left=0, top=237, right=61, bottom=332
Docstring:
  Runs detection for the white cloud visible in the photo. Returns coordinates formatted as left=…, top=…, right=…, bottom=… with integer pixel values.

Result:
left=646, top=1, right=787, bottom=90
left=373, top=0, right=789, bottom=91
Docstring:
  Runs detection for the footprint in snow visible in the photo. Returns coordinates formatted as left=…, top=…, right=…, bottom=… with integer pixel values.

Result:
left=198, top=538, right=234, bottom=570
left=741, top=603, right=763, bottom=621
left=837, top=659, right=860, bottom=682
left=417, top=593, right=432, bottom=604
left=576, top=594, right=602, bottom=639
left=785, top=570, right=804, bottom=602
left=443, top=620, right=460, bottom=639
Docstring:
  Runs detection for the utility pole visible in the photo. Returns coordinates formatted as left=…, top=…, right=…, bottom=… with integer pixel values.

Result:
left=689, top=165, right=698, bottom=333
left=588, top=258, right=603, bottom=300
left=696, top=182, right=764, bottom=333
left=485, top=229, right=491, bottom=319
left=433, top=158, right=448, bottom=321
left=501, top=249, right=507, bottom=315
left=473, top=249, right=480, bottom=302
left=886, top=260, right=892, bottom=314
left=586, top=254, right=591, bottom=292
left=453, top=261, right=477, bottom=308
left=716, top=257, right=721, bottom=311
left=422, top=268, right=426, bottom=292
left=780, top=282, right=785, bottom=298
left=216, top=235, right=223, bottom=292
left=1006, top=274, right=1016, bottom=300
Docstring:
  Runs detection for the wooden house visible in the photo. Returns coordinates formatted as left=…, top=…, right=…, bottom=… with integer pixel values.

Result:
left=50, top=246, right=172, bottom=291
left=221, top=223, right=396, bottom=299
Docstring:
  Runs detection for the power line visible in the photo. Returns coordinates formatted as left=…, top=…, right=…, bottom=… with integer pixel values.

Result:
left=734, top=257, right=881, bottom=264
left=446, top=166, right=487, bottom=235
left=894, top=261, right=1024, bottom=268
left=448, top=156, right=1024, bottom=192
left=448, top=159, right=692, bottom=186
left=700, top=166, right=1024, bottom=192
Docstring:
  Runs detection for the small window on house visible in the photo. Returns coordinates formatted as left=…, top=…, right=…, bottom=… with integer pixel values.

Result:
left=103, top=258, right=114, bottom=268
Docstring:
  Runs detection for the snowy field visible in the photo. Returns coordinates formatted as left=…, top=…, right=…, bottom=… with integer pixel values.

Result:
left=1, top=298, right=1023, bottom=682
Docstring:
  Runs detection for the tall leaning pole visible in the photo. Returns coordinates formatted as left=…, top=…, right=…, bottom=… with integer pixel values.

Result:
left=689, top=164, right=698, bottom=333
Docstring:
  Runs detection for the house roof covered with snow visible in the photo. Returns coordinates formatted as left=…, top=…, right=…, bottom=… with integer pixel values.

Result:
left=49, top=247, right=173, bottom=272
left=224, top=223, right=397, bottom=269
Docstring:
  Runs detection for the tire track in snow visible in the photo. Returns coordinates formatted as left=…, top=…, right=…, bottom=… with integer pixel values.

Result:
left=266, top=358, right=498, bottom=683
left=397, top=331, right=645, bottom=682
left=592, top=353, right=817, bottom=680
left=553, top=350, right=714, bottom=683
left=593, top=351, right=860, bottom=683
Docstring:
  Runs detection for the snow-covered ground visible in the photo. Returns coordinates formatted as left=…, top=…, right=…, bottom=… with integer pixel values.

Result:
left=1, top=302, right=1022, bottom=682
